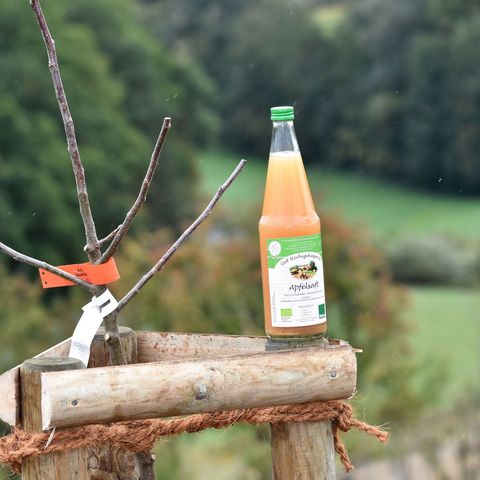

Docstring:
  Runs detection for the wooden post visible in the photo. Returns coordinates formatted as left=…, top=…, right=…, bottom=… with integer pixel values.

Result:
left=86, top=326, right=151, bottom=479
left=271, top=422, right=336, bottom=479
left=20, top=329, right=145, bottom=479
left=267, top=337, right=337, bottom=480
left=20, top=357, right=87, bottom=480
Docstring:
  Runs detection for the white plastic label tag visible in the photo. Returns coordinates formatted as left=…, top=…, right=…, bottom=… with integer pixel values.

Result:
left=68, top=289, right=118, bottom=366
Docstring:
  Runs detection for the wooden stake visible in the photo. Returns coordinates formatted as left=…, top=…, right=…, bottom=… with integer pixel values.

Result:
left=86, top=327, right=152, bottom=479
left=271, top=421, right=336, bottom=479
left=21, top=357, right=87, bottom=480
left=267, top=337, right=337, bottom=480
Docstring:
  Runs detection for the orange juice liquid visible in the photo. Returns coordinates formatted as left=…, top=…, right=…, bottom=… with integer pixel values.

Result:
left=259, top=151, right=327, bottom=338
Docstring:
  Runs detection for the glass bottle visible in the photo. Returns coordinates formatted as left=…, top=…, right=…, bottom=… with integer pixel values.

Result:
left=259, top=106, right=327, bottom=338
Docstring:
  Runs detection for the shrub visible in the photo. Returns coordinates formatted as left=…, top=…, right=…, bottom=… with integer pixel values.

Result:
left=387, top=235, right=477, bottom=286
left=113, top=210, right=439, bottom=424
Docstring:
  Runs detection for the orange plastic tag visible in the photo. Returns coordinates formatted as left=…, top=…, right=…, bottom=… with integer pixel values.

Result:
left=39, top=257, right=120, bottom=288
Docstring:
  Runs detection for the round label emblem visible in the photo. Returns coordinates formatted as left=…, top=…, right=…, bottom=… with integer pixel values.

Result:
left=269, top=241, right=281, bottom=256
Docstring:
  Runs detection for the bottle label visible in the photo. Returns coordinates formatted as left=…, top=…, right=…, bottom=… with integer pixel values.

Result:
left=267, top=233, right=327, bottom=328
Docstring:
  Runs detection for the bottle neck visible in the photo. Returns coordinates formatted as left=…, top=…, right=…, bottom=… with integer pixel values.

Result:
left=270, top=121, right=299, bottom=154
left=263, top=119, right=317, bottom=220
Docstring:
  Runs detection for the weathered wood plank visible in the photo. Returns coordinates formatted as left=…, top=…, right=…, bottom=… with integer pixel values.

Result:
left=41, top=343, right=356, bottom=429
left=0, top=369, right=19, bottom=427
left=136, top=331, right=267, bottom=362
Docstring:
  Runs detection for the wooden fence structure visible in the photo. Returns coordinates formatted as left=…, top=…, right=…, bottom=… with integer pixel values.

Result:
left=0, top=329, right=357, bottom=479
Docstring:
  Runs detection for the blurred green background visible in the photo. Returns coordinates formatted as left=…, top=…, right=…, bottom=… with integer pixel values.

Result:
left=0, top=0, right=479, bottom=478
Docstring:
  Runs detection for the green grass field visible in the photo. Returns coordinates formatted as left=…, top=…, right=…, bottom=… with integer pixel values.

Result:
left=198, top=150, right=480, bottom=242
left=407, top=286, right=480, bottom=404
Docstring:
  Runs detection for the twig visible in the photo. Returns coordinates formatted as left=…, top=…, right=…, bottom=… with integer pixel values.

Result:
left=96, top=226, right=121, bottom=249
left=115, top=159, right=247, bottom=312
left=30, top=0, right=100, bottom=262
left=97, top=117, right=172, bottom=364
left=0, top=242, right=96, bottom=293
left=100, top=118, right=172, bottom=263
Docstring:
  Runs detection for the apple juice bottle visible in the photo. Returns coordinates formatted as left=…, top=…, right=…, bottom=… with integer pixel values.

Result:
left=259, top=106, right=327, bottom=339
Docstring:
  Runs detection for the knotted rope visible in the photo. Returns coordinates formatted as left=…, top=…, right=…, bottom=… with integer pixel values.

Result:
left=0, top=399, right=389, bottom=473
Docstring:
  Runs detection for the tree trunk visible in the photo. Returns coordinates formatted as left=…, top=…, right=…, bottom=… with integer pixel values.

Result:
left=87, top=326, right=156, bottom=480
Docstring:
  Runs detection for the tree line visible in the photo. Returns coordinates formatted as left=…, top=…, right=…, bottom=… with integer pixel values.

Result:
left=1, top=0, right=479, bottom=263
left=148, top=0, right=480, bottom=194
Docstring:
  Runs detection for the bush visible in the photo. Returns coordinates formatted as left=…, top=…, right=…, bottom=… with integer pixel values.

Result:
left=387, top=234, right=477, bottom=286
left=0, top=209, right=445, bottom=477
left=110, top=209, right=440, bottom=424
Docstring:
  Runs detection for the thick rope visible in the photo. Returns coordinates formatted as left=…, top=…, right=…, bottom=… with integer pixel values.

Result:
left=0, top=400, right=389, bottom=473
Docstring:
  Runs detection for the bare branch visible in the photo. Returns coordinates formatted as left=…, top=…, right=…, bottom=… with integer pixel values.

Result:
left=30, top=0, right=100, bottom=262
left=95, top=117, right=171, bottom=363
left=100, top=118, right=172, bottom=263
left=30, top=0, right=125, bottom=365
left=98, top=227, right=120, bottom=248
left=94, top=225, right=121, bottom=250
left=0, top=241, right=96, bottom=293
left=115, top=159, right=247, bottom=312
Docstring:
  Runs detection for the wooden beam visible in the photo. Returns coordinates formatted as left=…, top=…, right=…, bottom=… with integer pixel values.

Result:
left=136, top=331, right=266, bottom=362
left=0, top=332, right=354, bottom=427
left=41, top=343, right=356, bottom=429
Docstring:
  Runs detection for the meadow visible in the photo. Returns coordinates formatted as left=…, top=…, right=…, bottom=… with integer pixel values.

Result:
left=198, top=150, right=480, bottom=241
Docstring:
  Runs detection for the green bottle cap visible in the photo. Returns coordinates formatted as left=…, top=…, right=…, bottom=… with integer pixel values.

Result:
left=271, top=106, right=294, bottom=121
